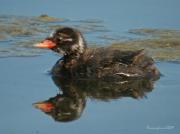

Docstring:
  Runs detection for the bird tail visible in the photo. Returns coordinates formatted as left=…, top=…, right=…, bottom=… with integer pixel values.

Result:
left=132, top=49, right=160, bottom=79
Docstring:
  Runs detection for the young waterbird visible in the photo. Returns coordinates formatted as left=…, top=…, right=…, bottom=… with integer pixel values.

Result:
left=35, top=27, right=160, bottom=80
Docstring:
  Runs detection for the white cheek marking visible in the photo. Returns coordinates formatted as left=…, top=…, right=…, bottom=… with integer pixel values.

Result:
left=49, top=31, right=55, bottom=38
left=78, top=33, right=85, bottom=53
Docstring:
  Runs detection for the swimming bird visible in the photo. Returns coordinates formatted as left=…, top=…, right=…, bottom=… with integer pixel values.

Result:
left=33, top=74, right=156, bottom=122
left=35, top=27, right=160, bottom=80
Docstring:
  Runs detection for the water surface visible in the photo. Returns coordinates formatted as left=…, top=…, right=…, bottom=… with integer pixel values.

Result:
left=0, top=55, right=179, bottom=134
left=0, top=0, right=180, bottom=134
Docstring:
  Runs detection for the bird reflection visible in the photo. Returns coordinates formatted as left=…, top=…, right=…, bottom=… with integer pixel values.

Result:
left=33, top=61, right=159, bottom=122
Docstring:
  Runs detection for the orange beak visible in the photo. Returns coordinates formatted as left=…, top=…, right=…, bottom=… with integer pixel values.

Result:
left=34, top=39, right=56, bottom=49
left=33, top=102, right=54, bottom=112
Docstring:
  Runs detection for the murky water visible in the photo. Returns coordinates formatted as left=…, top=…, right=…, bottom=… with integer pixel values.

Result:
left=0, top=0, right=180, bottom=134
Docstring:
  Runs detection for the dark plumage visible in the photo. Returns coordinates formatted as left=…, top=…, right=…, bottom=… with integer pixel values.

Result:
left=35, top=27, right=160, bottom=80
left=33, top=73, right=157, bottom=122
left=34, top=27, right=160, bottom=122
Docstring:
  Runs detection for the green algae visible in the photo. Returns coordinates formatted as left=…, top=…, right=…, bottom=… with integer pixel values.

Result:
left=0, top=34, right=6, bottom=40
left=0, top=46, right=44, bottom=58
left=34, top=14, right=64, bottom=22
left=48, top=25, right=64, bottom=30
left=0, top=15, right=109, bottom=44
left=0, top=24, right=35, bottom=36
left=110, top=29, right=180, bottom=61
left=128, top=28, right=180, bottom=38
left=0, top=15, right=180, bottom=62
left=0, top=15, right=110, bottom=58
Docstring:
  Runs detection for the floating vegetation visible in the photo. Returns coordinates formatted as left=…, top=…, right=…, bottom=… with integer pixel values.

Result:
left=0, top=34, right=6, bottom=40
left=0, top=15, right=110, bottom=58
left=48, top=25, right=64, bottom=30
left=0, top=24, right=35, bottom=36
left=128, top=28, right=180, bottom=38
left=0, top=15, right=180, bottom=62
left=34, top=14, right=64, bottom=22
left=110, top=29, right=180, bottom=61
left=79, top=18, right=104, bottom=24
left=71, top=19, right=110, bottom=34
left=0, top=45, right=44, bottom=58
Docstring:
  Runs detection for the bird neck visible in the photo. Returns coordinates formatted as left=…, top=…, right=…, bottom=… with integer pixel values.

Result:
left=64, top=34, right=87, bottom=62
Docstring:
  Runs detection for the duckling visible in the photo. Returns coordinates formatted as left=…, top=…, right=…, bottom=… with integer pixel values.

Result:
left=35, top=27, right=160, bottom=80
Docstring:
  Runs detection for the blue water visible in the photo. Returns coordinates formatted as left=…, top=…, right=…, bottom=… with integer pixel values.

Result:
left=0, top=0, right=180, bottom=134
left=1, top=0, right=180, bottom=32
left=0, top=54, right=180, bottom=134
